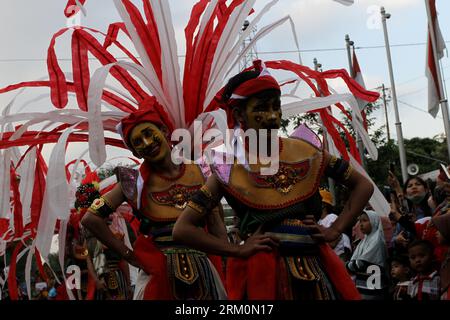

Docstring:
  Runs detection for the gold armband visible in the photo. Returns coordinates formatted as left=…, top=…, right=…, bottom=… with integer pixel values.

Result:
left=89, top=197, right=114, bottom=218
left=343, top=165, right=354, bottom=182
left=187, top=200, right=207, bottom=215
left=187, top=185, right=218, bottom=216
left=325, top=156, right=353, bottom=183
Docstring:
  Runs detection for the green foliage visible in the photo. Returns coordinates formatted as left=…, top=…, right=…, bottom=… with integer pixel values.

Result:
left=97, top=165, right=116, bottom=180
left=280, top=91, right=449, bottom=188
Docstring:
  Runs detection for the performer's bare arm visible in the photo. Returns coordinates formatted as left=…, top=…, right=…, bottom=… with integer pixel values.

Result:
left=205, top=204, right=228, bottom=242
left=321, top=150, right=374, bottom=242
left=81, top=183, right=142, bottom=268
left=173, top=175, right=278, bottom=257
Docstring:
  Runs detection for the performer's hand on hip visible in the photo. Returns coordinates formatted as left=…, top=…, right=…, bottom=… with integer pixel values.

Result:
left=236, top=233, right=279, bottom=258
left=303, top=215, right=340, bottom=243
left=123, top=249, right=144, bottom=270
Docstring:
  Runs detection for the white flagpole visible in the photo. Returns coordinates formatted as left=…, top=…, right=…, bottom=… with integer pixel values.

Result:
left=345, top=35, right=367, bottom=169
left=424, top=0, right=450, bottom=161
left=380, top=7, right=409, bottom=183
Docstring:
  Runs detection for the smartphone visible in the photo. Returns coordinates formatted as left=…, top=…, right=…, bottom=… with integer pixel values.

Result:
left=383, top=186, right=392, bottom=202
left=389, top=162, right=395, bottom=173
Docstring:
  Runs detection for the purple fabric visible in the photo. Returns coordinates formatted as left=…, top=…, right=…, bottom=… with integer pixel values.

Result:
left=197, top=157, right=212, bottom=179
left=211, top=152, right=232, bottom=184
left=290, top=124, right=322, bottom=149
left=115, top=166, right=138, bottom=202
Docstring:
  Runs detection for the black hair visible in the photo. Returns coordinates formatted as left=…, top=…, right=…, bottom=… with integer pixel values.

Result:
left=408, top=239, right=434, bottom=255
left=403, top=176, right=428, bottom=192
left=389, top=254, right=410, bottom=268
left=403, top=176, right=432, bottom=217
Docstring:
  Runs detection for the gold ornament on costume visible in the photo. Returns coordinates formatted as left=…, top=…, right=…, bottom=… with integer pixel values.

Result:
left=249, top=161, right=310, bottom=195
left=151, top=184, right=201, bottom=210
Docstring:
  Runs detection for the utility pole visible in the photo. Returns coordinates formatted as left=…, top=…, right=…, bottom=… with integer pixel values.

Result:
left=381, top=7, right=408, bottom=183
left=381, top=84, right=391, bottom=141
left=345, top=34, right=367, bottom=169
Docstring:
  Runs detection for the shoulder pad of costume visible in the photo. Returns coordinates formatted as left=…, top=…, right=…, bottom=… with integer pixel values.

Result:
left=114, top=166, right=139, bottom=201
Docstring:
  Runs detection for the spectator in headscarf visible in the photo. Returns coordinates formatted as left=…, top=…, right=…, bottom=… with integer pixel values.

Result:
left=347, top=210, right=389, bottom=300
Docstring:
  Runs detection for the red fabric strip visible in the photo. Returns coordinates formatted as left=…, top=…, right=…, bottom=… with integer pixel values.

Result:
left=7, top=241, right=24, bottom=300
left=65, top=159, right=90, bottom=182
left=193, top=0, right=248, bottom=121
left=123, top=0, right=162, bottom=82
left=30, top=146, right=47, bottom=233
left=75, top=29, right=149, bottom=104
left=71, top=30, right=90, bottom=111
left=10, top=167, right=24, bottom=238
left=428, top=34, right=441, bottom=98
left=47, top=28, right=70, bottom=108
left=104, top=23, right=129, bottom=48
left=0, top=80, right=136, bottom=113
left=0, top=132, right=125, bottom=150
left=184, top=0, right=210, bottom=70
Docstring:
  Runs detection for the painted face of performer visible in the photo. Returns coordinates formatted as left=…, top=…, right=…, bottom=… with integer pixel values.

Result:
left=241, top=92, right=282, bottom=131
left=129, top=122, right=170, bottom=162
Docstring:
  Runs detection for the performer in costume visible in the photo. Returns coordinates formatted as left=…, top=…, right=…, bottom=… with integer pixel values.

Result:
left=174, top=62, right=375, bottom=300
left=73, top=172, right=132, bottom=300
left=81, top=98, right=227, bottom=300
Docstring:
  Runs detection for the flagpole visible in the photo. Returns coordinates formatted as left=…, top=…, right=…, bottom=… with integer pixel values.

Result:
left=424, top=0, right=450, bottom=160
left=380, top=7, right=408, bottom=183
left=382, top=84, right=391, bottom=141
left=345, top=35, right=367, bottom=169
left=314, top=58, right=336, bottom=200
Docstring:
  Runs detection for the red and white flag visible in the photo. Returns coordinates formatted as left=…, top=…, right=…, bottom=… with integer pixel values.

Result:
left=352, top=48, right=369, bottom=131
left=426, top=0, right=446, bottom=118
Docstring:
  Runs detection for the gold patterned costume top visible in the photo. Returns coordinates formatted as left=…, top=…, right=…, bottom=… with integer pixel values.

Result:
left=115, top=163, right=226, bottom=300
left=215, top=137, right=325, bottom=213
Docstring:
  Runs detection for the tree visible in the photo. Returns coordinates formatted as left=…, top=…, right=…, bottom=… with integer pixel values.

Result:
left=280, top=92, right=449, bottom=189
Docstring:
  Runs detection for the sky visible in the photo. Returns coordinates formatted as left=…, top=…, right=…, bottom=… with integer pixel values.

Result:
left=0, top=0, right=449, bottom=166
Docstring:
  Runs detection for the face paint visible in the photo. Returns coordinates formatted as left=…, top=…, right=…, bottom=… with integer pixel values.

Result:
left=129, top=122, right=170, bottom=162
left=243, top=95, right=282, bottom=131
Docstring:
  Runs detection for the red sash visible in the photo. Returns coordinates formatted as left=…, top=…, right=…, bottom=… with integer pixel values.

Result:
left=133, top=235, right=172, bottom=300
left=226, top=244, right=361, bottom=300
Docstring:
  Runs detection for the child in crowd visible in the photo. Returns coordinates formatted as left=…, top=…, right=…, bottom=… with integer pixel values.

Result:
left=407, top=240, right=441, bottom=300
left=389, top=254, right=411, bottom=300
left=318, top=188, right=352, bottom=262
left=432, top=213, right=450, bottom=299
left=347, top=210, right=388, bottom=300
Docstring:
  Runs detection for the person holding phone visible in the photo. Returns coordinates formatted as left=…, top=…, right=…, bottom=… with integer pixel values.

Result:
left=389, top=168, right=450, bottom=266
